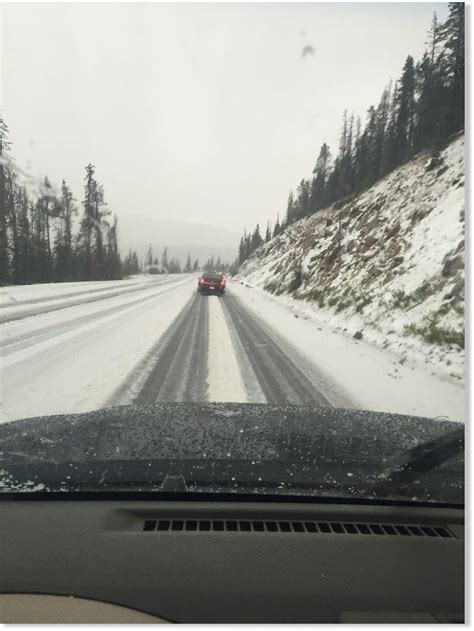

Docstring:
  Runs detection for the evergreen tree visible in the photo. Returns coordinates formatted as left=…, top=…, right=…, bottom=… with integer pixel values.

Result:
left=239, top=236, right=245, bottom=264
left=373, top=86, right=391, bottom=180
left=17, top=187, right=32, bottom=283
left=6, top=168, right=19, bottom=283
left=311, top=143, right=332, bottom=211
left=105, top=215, right=121, bottom=280
left=81, top=164, right=96, bottom=280
left=146, top=245, right=153, bottom=268
left=184, top=252, right=192, bottom=272
left=285, top=191, right=295, bottom=225
left=0, top=116, right=11, bottom=284
left=273, top=214, right=281, bottom=238
left=392, top=56, right=416, bottom=164
left=60, top=180, right=76, bottom=280
left=251, top=224, right=263, bottom=251
left=91, top=181, right=110, bottom=279
left=193, top=259, right=199, bottom=271
left=161, top=246, right=168, bottom=271
left=265, top=221, right=272, bottom=243
left=440, top=3, right=464, bottom=133
left=295, top=179, right=311, bottom=218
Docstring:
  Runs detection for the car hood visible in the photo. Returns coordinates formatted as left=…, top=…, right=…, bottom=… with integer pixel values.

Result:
left=0, top=403, right=464, bottom=502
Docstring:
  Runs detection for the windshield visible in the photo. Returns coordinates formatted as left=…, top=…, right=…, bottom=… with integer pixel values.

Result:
left=0, top=2, right=464, bottom=505
left=202, top=273, right=223, bottom=282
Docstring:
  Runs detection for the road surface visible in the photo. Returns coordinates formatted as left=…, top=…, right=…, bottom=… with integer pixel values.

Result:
left=0, top=275, right=350, bottom=423
left=0, top=274, right=463, bottom=423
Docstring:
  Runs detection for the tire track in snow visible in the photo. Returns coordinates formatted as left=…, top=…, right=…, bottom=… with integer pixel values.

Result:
left=0, top=278, right=193, bottom=369
left=0, top=277, right=191, bottom=357
left=134, top=292, right=209, bottom=403
left=0, top=278, right=146, bottom=309
left=0, top=275, right=184, bottom=324
left=222, top=293, right=334, bottom=406
left=113, top=284, right=346, bottom=408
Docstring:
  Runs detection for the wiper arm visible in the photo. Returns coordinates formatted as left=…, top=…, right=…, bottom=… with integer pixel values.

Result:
left=372, top=427, right=464, bottom=496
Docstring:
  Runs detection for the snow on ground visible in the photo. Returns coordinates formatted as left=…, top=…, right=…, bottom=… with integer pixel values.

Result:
left=237, top=133, right=465, bottom=384
left=0, top=274, right=174, bottom=320
left=0, top=275, right=153, bottom=305
left=229, top=280, right=464, bottom=421
left=0, top=270, right=463, bottom=425
left=207, top=297, right=247, bottom=403
left=0, top=275, right=190, bottom=356
left=0, top=276, right=195, bottom=423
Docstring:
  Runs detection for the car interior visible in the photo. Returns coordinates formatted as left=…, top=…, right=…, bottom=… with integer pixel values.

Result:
left=0, top=494, right=464, bottom=623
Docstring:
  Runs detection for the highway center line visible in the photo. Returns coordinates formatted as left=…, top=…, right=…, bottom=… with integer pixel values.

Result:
left=206, top=296, right=247, bottom=403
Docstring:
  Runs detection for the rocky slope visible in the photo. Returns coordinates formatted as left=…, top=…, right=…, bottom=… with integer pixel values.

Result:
left=237, top=133, right=465, bottom=383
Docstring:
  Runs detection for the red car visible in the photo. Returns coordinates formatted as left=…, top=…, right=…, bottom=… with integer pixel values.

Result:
left=198, top=272, right=226, bottom=296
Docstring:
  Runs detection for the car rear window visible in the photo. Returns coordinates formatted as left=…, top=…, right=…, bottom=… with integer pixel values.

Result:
left=202, top=273, right=222, bottom=281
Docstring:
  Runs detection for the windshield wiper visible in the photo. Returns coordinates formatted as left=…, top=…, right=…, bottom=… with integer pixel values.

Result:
left=372, top=427, right=464, bottom=496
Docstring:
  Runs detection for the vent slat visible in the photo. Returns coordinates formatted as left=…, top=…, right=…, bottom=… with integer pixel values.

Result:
left=144, top=520, right=454, bottom=538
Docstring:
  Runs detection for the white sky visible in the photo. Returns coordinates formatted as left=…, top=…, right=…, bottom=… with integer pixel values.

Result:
left=2, top=2, right=449, bottom=245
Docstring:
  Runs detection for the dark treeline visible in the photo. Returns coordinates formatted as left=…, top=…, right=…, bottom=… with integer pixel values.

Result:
left=141, top=246, right=234, bottom=275
left=143, top=245, right=197, bottom=274
left=238, top=4, right=464, bottom=266
left=0, top=121, right=123, bottom=284
left=202, top=256, right=234, bottom=273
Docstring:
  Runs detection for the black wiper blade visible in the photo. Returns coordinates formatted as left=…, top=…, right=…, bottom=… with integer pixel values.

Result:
left=372, top=427, right=464, bottom=496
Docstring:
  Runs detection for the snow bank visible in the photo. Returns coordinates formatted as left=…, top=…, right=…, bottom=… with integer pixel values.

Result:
left=229, top=281, right=463, bottom=421
left=237, top=133, right=465, bottom=385
left=0, top=277, right=195, bottom=423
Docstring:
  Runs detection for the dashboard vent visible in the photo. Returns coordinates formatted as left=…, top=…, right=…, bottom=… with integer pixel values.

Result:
left=142, top=519, right=455, bottom=538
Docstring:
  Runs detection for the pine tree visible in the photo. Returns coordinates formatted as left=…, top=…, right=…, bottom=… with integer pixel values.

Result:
left=392, top=56, right=416, bottom=164
left=105, top=215, right=121, bottom=280
left=373, top=86, right=391, bottom=180
left=6, top=168, right=19, bottom=283
left=251, top=224, right=263, bottom=251
left=440, top=3, right=464, bottom=133
left=0, top=116, right=11, bottom=284
left=273, top=214, right=281, bottom=238
left=295, top=179, right=311, bottom=218
left=91, top=181, right=110, bottom=279
left=285, top=191, right=295, bottom=225
left=146, top=245, right=153, bottom=268
left=161, top=246, right=168, bottom=271
left=311, top=143, right=332, bottom=211
left=239, top=236, right=246, bottom=264
left=184, top=252, right=192, bottom=272
left=265, top=221, right=272, bottom=243
left=81, top=164, right=95, bottom=280
left=40, top=176, right=60, bottom=281
left=60, top=180, right=76, bottom=280
left=193, top=259, right=199, bottom=272
left=17, top=187, right=32, bottom=283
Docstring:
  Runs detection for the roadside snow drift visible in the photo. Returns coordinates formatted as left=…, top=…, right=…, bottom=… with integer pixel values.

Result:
left=237, top=133, right=465, bottom=386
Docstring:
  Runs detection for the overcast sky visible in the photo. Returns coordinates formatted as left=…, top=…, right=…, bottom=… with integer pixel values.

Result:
left=2, top=2, right=448, bottom=248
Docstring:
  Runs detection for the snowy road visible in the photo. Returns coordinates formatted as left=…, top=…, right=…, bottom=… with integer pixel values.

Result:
left=0, top=275, right=464, bottom=423
left=131, top=291, right=345, bottom=407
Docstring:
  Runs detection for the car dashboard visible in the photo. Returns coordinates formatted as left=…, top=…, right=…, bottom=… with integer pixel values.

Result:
left=0, top=495, right=464, bottom=623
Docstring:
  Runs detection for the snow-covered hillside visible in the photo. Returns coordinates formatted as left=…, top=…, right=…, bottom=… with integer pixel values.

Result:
left=237, top=133, right=465, bottom=383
